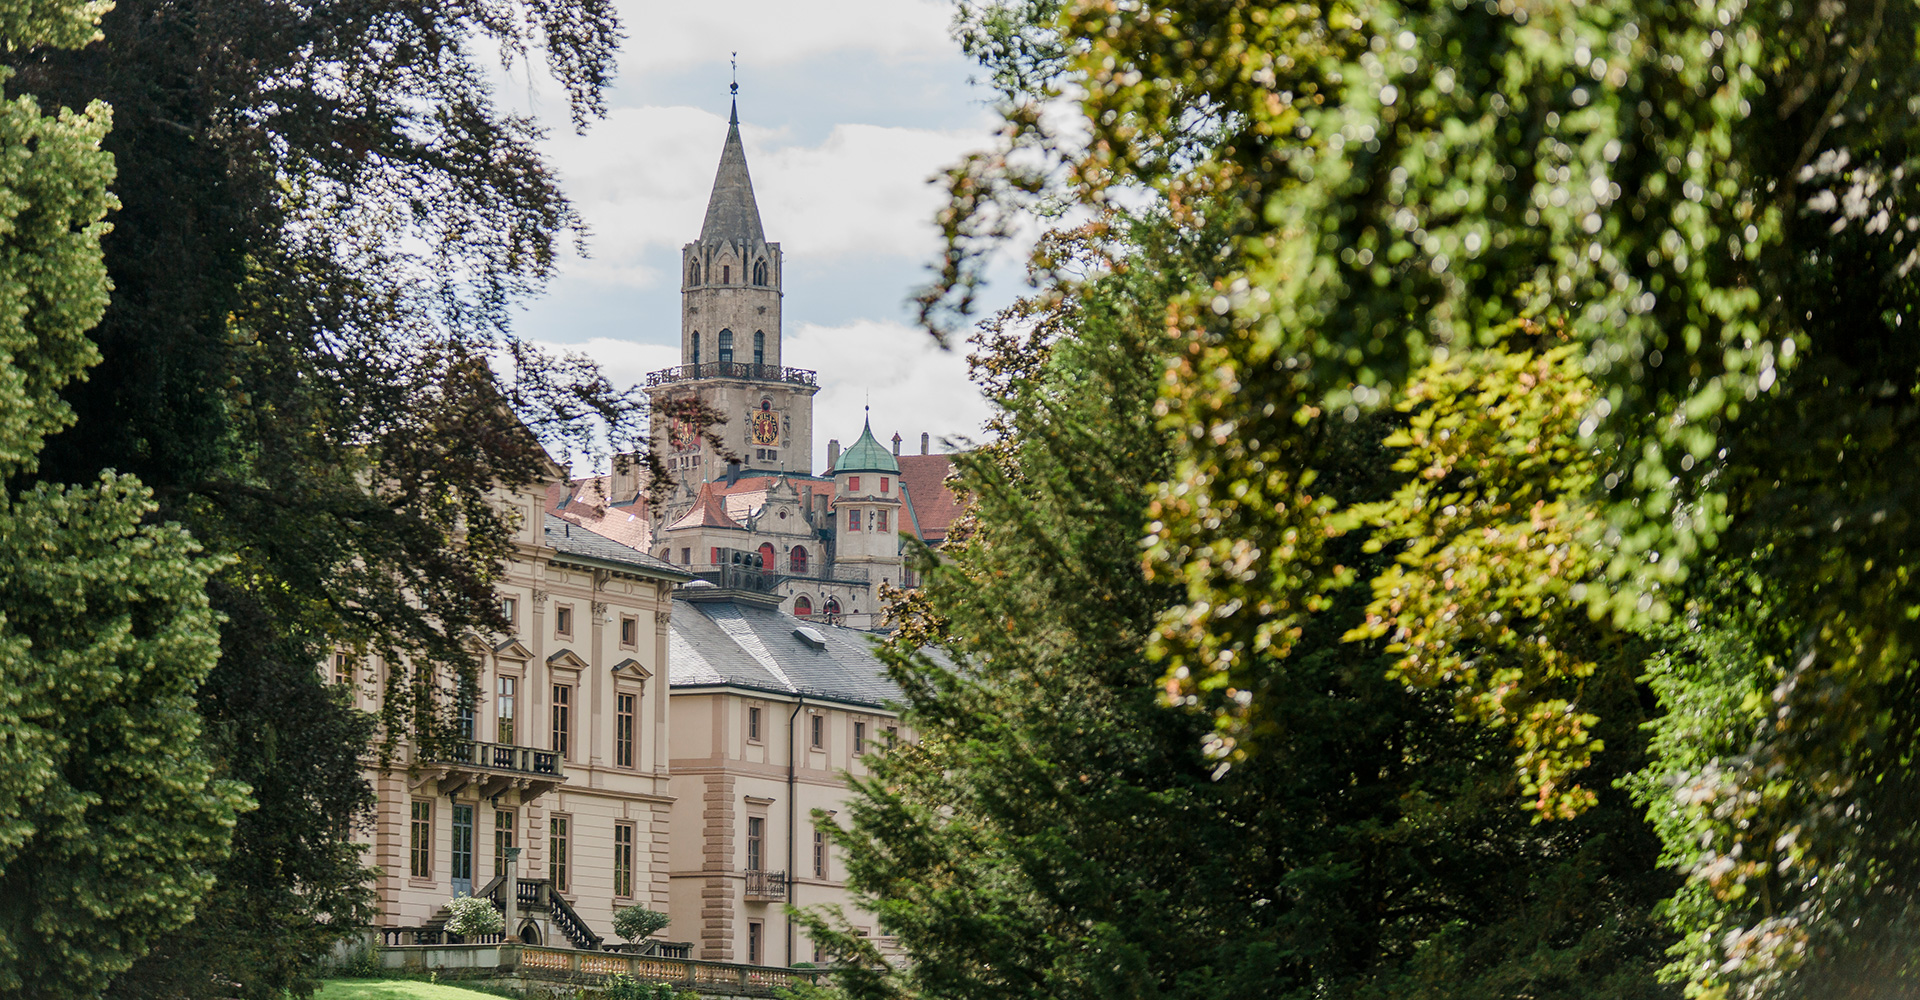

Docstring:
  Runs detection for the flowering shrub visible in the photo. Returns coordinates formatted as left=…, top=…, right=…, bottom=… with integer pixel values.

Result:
left=444, top=895, right=504, bottom=938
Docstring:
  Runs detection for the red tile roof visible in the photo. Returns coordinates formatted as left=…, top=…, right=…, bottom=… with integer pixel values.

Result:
left=896, top=454, right=963, bottom=545
left=666, top=482, right=747, bottom=531
left=547, top=478, right=654, bottom=552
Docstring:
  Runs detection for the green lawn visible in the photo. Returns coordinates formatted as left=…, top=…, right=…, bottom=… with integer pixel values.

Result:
left=316, top=980, right=507, bottom=1000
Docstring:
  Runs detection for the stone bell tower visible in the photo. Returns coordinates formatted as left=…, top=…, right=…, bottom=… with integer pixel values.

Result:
left=647, top=96, right=819, bottom=486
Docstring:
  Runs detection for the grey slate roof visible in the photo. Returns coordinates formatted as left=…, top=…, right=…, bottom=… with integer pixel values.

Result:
left=669, top=598, right=904, bottom=709
left=543, top=513, right=688, bottom=579
left=699, top=102, right=767, bottom=245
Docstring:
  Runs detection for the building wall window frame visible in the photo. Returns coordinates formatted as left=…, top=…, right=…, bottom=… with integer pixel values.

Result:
left=746, top=816, right=765, bottom=872
left=853, top=721, right=866, bottom=756
left=550, top=815, right=571, bottom=892
left=554, top=605, right=573, bottom=638
left=409, top=800, right=433, bottom=879
left=848, top=476, right=860, bottom=492
left=790, top=546, right=808, bottom=574
left=877, top=509, right=889, bottom=532
left=615, top=693, right=637, bottom=768
left=792, top=595, right=812, bottom=617
left=880, top=477, right=890, bottom=493
left=332, top=651, right=352, bottom=686
left=718, top=329, right=734, bottom=364
left=753, top=329, right=765, bottom=363
left=497, top=675, right=518, bottom=745
left=813, top=828, right=827, bottom=879
left=501, top=596, right=518, bottom=628
left=494, top=809, right=516, bottom=877
left=810, top=713, right=824, bottom=750
left=552, top=684, right=572, bottom=759
left=846, top=508, right=861, bottom=532
left=613, top=822, right=635, bottom=898
left=747, top=705, right=762, bottom=744
left=620, top=614, right=638, bottom=648
left=748, top=920, right=763, bottom=965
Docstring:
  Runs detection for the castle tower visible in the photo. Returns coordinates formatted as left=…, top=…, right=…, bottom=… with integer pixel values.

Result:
left=648, top=99, right=819, bottom=487
left=831, top=417, right=906, bottom=609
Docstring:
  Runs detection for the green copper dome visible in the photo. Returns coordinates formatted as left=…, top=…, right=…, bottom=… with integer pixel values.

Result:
left=837, top=417, right=899, bottom=474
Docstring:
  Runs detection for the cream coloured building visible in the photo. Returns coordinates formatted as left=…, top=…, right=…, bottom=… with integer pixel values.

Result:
left=352, top=98, right=949, bottom=964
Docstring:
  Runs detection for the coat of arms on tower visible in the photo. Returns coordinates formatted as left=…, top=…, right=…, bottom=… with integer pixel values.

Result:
left=751, top=405, right=780, bottom=445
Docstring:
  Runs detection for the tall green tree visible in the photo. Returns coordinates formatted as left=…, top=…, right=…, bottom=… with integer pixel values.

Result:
left=929, top=0, right=1920, bottom=992
left=820, top=221, right=1675, bottom=1000
left=0, top=0, right=248, bottom=994
left=3, top=0, right=642, bottom=993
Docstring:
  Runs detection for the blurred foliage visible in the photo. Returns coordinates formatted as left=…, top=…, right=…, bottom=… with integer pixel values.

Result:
left=818, top=217, right=1676, bottom=1000
left=0, top=0, right=247, bottom=994
left=927, top=0, right=1920, bottom=992
left=0, top=0, right=643, bottom=992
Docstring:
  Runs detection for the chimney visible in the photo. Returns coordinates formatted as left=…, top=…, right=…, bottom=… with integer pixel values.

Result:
left=827, top=439, right=840, bottom=472
left=920, top=432, right=930, bottom=455
left=891, top=432, right=902, bottom=457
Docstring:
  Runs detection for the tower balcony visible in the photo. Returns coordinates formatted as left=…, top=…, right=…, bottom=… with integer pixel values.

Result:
left=645, top=362, right=818, bottom=388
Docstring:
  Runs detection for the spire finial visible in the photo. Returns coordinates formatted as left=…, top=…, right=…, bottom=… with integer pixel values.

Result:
left=730, top=52, right=738, bottom=96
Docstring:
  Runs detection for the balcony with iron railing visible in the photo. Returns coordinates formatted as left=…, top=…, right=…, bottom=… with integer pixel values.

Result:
left=645, top=362, right=818, bottom=388
left=743, top=870, right=788, bottom=902
left=414, top=738, right=565, bottom=800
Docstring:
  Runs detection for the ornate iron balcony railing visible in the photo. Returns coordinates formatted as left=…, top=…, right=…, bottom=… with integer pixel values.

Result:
left=645, top=362, right=818, bottom=388
left=743, top=869, right=787, bottom=902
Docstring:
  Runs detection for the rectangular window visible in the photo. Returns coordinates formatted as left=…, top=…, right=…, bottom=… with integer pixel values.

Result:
left=748, top=921, right=763, bottom=965
left=616, top=693, right=636, bottom=768
left=555, top=605, right=573, bottom=637
left=854, top=721, right=866, bottom=755
left=848, top=476, right=860, bottom=491
left=450, top=804, right=474, bottom=888
left=810, top=714, right=823, bottom=749
left=409, top=800, right=432, bottom=879
left=613, top=823, right=635, bottom=898
left=620, top=615, right=637, bottom=647
left=746, top=816, right=764, bottom=872
left=494, top=809, right=515, bottom=877
left=813, top=828, right=826, bottom=879
left=710, top=546, right=720, bottom=564
left=332, top=652, right=351, bottom=685
left=550, top=816, right=570, bottom=892
left=552, top=685, right=572, bottom=758
left=497, top=676, right=517, bottom=745
left=458, top=694, right=476, bottom=740
left=681, top=548, right=691, bottom=565
left=846, top=509, right=861, bottom=532
left=747, top=706, right=762, bottom=743
left=881, top=477, right=890, bottom=493
left=501, top=596, right=517, bottom=626
left=877, top=509, right=889, bottom=531
left=886, top=726, right=898, bottom=744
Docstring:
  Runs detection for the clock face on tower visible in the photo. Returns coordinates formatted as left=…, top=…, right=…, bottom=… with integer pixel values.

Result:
left=751, top=402, right=781, bottom=445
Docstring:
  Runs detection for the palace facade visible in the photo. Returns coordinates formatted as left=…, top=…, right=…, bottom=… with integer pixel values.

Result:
left=351, top=99, right=957, bottom=965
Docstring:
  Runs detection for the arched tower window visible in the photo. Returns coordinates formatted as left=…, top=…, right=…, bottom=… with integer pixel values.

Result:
left=758, top=542, right=776, bottom=573
left=789, top=545, right=808, bottom=575
left=689, top=259, right=701, bottom=285
left=691, top=332, right=700, bottom=368
left=718, top=329, right=734, bottom=365
left=793, top=595, right=813, bottom=617
left=752, top=260, right=768, bottom=285
left=753, top=331, right=765, bottom=366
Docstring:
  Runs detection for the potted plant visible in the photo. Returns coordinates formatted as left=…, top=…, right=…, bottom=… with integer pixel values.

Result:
left=612, top=905, right=671, bottom=954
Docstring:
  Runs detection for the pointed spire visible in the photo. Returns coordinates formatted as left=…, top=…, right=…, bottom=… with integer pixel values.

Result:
left=701, top=67, right=765, bottom=245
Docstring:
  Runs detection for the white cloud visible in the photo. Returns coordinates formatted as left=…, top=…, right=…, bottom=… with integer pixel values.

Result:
left=540, top=107, right=993, bottom=288
left=618, top=0, right=955, bottom=77
left=787, top=318, right=992, bottom=468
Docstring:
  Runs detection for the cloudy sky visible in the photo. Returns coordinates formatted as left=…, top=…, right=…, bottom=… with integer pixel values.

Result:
left=503, top=0, right=1017, bottom=473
